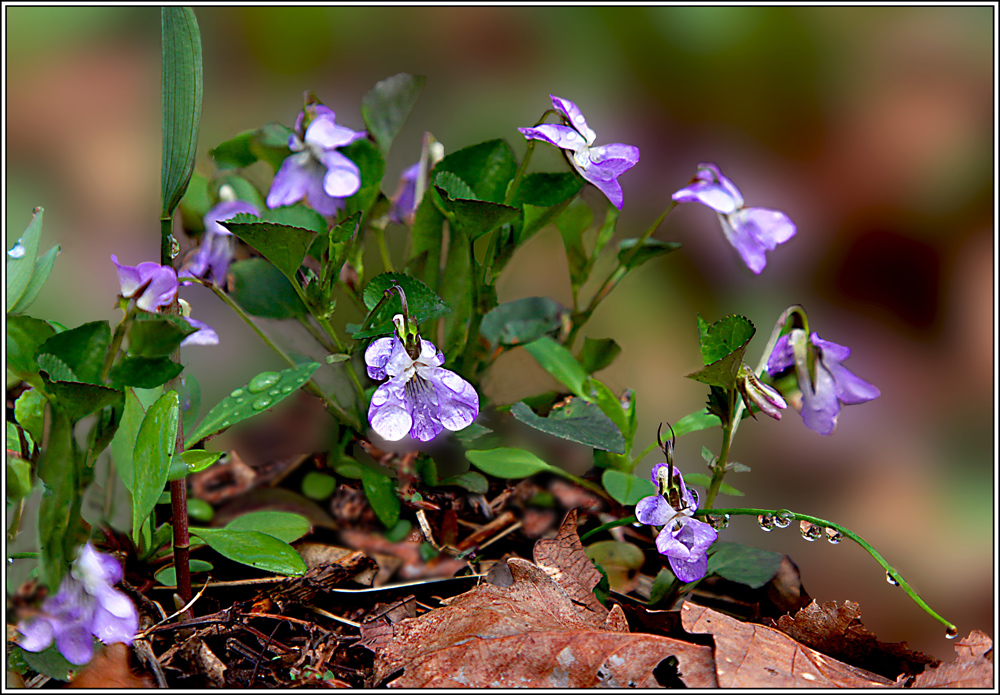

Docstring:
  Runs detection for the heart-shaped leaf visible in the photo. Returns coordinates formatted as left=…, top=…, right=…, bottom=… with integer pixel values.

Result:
left=511, top=399, right=625, bottom=453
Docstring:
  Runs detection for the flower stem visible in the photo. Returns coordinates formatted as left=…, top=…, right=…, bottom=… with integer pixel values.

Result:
left=694, top=507, right=957, bottom=633
left=704, top=391, right=736, bottom=510
left=579, top=514, right=637, bottom=542
left=372, top=225, right=394, bottom=273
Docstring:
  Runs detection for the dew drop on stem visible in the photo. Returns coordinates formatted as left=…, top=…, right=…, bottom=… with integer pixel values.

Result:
left=799, top=520, right=823, bottom=541
left=825, top=527, right=843, bottom=544
left=758, top=513, right=776, bottom=531
left=945, top=626, right=958, bottom=639
left=8, top=241, right=26, bottom=259
left=169, top=235, right=181, bottom=259
left=774, top=510, right=793, bottom=529
left=886, top=571, right=900, bottom=586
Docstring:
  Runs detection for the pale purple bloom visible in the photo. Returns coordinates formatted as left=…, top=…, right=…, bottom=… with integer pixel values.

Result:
left=635, top=464, right=717, bottom=583
left=111, top=255, right=178, bottom=312
left=266, top=104, right=367, bottom=216
left=737, top=363, right=787, bottom=420
left=672, top=163, right=796, bottom=274
left=365, top=324, right=479, bottom=442
left=519, top=95, right=640, bottom=210
left=766, top=329, right=880, bottom=435
left=389, top=162, right=420, bottom=225
left=18, top=543, right=138, bottom=666
left=181, top=316, right=218, bottom=347
left=180, top=200, right=259, bottom=284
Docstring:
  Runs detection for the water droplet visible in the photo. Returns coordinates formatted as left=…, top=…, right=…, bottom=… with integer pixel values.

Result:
left=252, top=397, right=271, bottom=411
left=280, top=385, right=294, bottom=394
left=799, top=520, right=823, bottom=541
left=169, top=235, right=181, bottom=259
left=886, top=571, right=900, bottom=586
left=269, top=388, right=282, bottom=397
left=825, top=527, right=843, bottom=544
left=758, top=514, right=776, bottom=532
left=230, top=388, right=245, bottom=398
left=773, top=510, right=794, bottom=529
left=632, top=521, right=644, bottom=528
left=686, top=486, right=700, bottom=508
left=945, top=626, right=958, bottom=639
left=707, top=514, right=731, bottom=530
left=248, top=371, right=280, bottom=393
left=7, top=241, right=26, bottom=259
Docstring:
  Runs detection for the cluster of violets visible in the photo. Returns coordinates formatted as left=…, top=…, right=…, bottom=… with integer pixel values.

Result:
left=62, top=90, right=880, bottom=660
left=18, top=544, right=138, bottom=666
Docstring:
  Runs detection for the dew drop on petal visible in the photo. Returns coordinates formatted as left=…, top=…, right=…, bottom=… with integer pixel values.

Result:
left=945, top=626, right=958, bottom=639
left=886, top=571, right=900, bottom=586
left=757, top=513, right=775, bottom=532
left=632, top=521, right=643, bottom=528
left=825, top=527, right=843, bottom=544
left=799, top=520, right=822, bottom=541
left=248, top=371, right=280, bottom=393
left=252, top=397, right=271, bottom=411
left=8, top=241, right=26, bottom=259
left=773, top=510, right=793, bottom=529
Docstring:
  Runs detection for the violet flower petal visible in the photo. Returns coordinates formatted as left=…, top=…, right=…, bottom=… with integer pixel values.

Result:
left=180, top=317, right=219, bottom=347
left=365, top=336, right=396, bottom=380
left=318, top=150, right=362, bottom=198
left=518, top=124, right=589, bottom=152
left=636, top=494, right=672, bottom=526
left=266, top=153, right=314, bottom=209
left=549, top=95, right=596, bottom=144
left=369, top=381, right=412, bottom=442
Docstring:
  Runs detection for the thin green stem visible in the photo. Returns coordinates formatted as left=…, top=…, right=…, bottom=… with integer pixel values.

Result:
left=373, top=226, right=394, bottom=273
left=566, top=201, right=677, bottom=349
left=160, top=217, right=174, bottom=266
left=580, top=514, right=637, bottom=542
left=704, top=390, right=736, bottom=510
left=505, top=140, right=537, bottom=205
left=297, top=316, right=337, bottom=354
left=204, top=281, right=360, bottom=429
left=695, top=507, right=957, bottom=634
left=548, top=467, right=614, bottom=504
left=99, top=307, right=135, bottom=383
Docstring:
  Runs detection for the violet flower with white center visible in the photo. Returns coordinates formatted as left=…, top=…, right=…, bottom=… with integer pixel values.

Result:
left=389, top=162, right=421, bottom=225
left=365, top=315, right=479, bottom=442
left=635, top=463, right=717, bottom=583
left=766, top=329, right=881, bottom=435
left=672, top=162, right=796, bottom=274
left=180, top=199, right=259, bottom=285
left=737, top=363, right=787, bottom=421
left=519, top=95, right=640, bottom=210
left=111, top=255, right=178, bottom=312
left=266, top=103, right=367, bottom=216
left=18, top=543, right=138, bottom=666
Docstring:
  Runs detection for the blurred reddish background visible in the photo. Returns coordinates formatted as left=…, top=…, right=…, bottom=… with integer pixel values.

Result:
left=5, top=6, right=994, bottom=659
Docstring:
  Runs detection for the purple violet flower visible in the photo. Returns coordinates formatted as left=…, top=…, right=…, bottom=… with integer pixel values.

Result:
left=180, top=200, right=260, bottom=285
left=766, top=329, right=881, bottom=435
left=365, top=317, right=479, bottom=442
left=389, top=162, right=421, bottom=225
left=519, top=95, right=640, bottom=210
left=111, top=255, right=178, bottom=312
left=635, top=464, right=717, bottom=583
left=737, top=363, right=787, bottom=420
left=672, top=162, right=796, bottom=274
left=17, top=543, right=138, bottom=666
left=266, top=103, right=367, bottom=216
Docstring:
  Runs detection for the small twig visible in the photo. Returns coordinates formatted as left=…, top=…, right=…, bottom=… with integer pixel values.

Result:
left=306, top=604, right=361, bottom=629
left=249, top=622, right=283, bottom=687
left=136, top=578, right=210, bottom=638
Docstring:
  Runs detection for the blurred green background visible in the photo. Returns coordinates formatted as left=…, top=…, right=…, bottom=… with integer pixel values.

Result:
left=5, top=7, right=993, bottom=659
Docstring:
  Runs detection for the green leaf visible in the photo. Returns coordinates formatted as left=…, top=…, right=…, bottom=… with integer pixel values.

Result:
left=209, top=129, right=257, bottom=169
left=10, top=244, right=60, bottom=315
left=154, top=559, right=214, bottom=586
left=601, top=468, right=657, bottom=506
left=511, top=399, right=625, bottom=453
left=341, top=138, right=385, bottom=220
left=673, top=409, right=721, bottom=437
left=171, top=449, right=223, bottom=476
left=435, top=139, right=517, bottom=203
left=179, top=374, right=200, bottom=434
left=355, top=272, right=451, bottom=339
left=466, top=447, right=554, bottom=479
left=557, top=201, right=594, bottom=291
left=132, top=391, right=179, bottom=541
left=438, top=226, right=474, bottom=354
left=438, top=470, right=488, bottom=494
left=682, top=472, right=744, bottom=497
left=161, top=7, right=203, bottom=218
left=14, top=387, right=46, bottom=445
left=523, top=336, right=589, bottom=398
left=361, top=73, right=426, bottom=156
left=433, top=175, right=520, bottom=241
left=6, top=207, right=44, bottom=313
left=222, top=510, right=311, bottom=543
left=39, top=375, right=123, bottom=423
left=6, top=314, right=56, bottom=384
left=433, top=170, right=477, bottom=200
left=479, top=296, right=567, bottom=347
left=192, top=528, right=306, bottom=576
left=221, top=214, right=316, bottom=282
left=36, top=320, right=110, bottom=385
left=707, top=541, right=783, bottom=589
left=617, top=238, right=682, bottom=271
left=109, top=356, right=184, bottom=389
left=451, top=423, right=492, bottom=445
left=128, top=314, right=196, bottom=358
left=187, top=498, right=214, bottom=522
left=19, top=642, right=84, bottom=683
left=37, top=409, right=77, bottom=588
left=302, top=471, right=337, bottom=500
left=576, top=337, right=621, bottom=374
left=697, top=314, right=756, bottom=366
left=185, top=362, right=321, bottom=445
left=261, top=204, right=327, bottom=234
left=510, top=172, right=584, bottom=246
left=583, top=378, right=632, bottom=453
left=7, top=449, right=33, bottom=501
left=36, top=353, right=77, bottom=382
left=227, top=257, right=308, bottom=319
left=359, top=466, right=400, bottom=528
left=406, top=194, right=446, bottom=289
left=110, top=389, right=147, bottom=494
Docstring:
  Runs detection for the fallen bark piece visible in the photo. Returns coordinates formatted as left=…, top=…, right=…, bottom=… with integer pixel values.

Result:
left=912, top=630, right=993, bottom=688
left=373, top=556, right=716, bottom=687
left=681, top=602, right=897, bottom=688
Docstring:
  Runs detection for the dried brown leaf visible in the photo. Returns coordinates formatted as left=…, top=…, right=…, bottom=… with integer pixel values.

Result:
left=67, top=644, right=154, bottom=689
left=532, top=509, right=606, bottom=617
left=772, top=599, right=939, bottom=679
left=912, top=630, right=993, bottom=688
left=681, top=601, right=898, bottom=687
left=372, top=556, right=716, bottom=687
